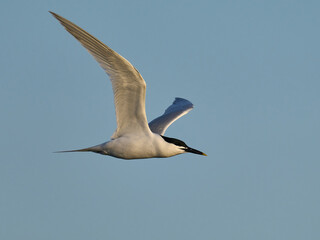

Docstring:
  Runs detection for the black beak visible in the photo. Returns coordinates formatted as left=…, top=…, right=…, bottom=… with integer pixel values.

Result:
left=185, top=147, right=207, bottom=156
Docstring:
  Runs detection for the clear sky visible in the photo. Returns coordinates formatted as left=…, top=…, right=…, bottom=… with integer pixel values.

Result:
left=1, top=0, right=319, bottom=239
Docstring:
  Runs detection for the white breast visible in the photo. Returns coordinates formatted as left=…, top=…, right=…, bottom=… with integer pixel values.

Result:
left=103, top=133, right=184, bottom=159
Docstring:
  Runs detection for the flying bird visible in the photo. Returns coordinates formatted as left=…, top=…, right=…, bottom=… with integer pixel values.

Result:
left=50, top=11, right=206, bottom=159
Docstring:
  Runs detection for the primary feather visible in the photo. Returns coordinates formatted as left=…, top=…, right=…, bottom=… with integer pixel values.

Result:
left=149, top=98, right=193, bottom=135
left=50, top=12, right=150, bottom=139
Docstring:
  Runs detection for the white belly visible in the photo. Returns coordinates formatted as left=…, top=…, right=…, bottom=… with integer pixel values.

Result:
left=103, top=133, right=183, bottom=159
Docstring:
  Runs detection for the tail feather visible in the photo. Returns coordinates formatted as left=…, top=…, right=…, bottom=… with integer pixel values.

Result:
left=54, top=148, right=93, bottom=153
left=54, top=144, right=105, bottom=154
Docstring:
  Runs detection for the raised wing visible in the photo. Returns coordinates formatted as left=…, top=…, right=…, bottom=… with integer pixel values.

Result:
left=149, top=98, right=193, bottom=135
left=50, top=12, right=151, bottom=138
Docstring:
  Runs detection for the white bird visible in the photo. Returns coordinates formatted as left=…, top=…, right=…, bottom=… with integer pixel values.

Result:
left=50, top=11, right=206, bottom=159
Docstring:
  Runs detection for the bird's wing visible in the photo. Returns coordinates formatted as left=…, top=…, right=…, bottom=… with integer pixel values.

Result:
left=50, top=12, right=151, bottom=138
left=148, top=98, right=193, bottom=135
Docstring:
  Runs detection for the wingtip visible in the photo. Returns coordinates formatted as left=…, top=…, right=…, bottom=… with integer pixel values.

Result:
left=173, top=97, right=194, bottom=109
left=49, top=11, right=63, bottom=21
left=49, top=11, right=56, bottom=16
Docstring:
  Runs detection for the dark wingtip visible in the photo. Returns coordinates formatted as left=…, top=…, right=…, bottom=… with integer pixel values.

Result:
left=49, top=11, right=56, bottom=16
left=49, top=11, right=63, bottom=21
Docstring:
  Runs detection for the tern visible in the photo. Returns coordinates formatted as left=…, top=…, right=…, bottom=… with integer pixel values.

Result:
left=50, top=11, right=206, bottom=159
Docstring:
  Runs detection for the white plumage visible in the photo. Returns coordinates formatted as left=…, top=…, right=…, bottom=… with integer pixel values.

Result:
left=51, top=12, right=206, bottom=159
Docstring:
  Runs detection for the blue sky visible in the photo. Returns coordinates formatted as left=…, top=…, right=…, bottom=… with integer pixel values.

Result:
left=1, top=0, right=320, bottom=239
